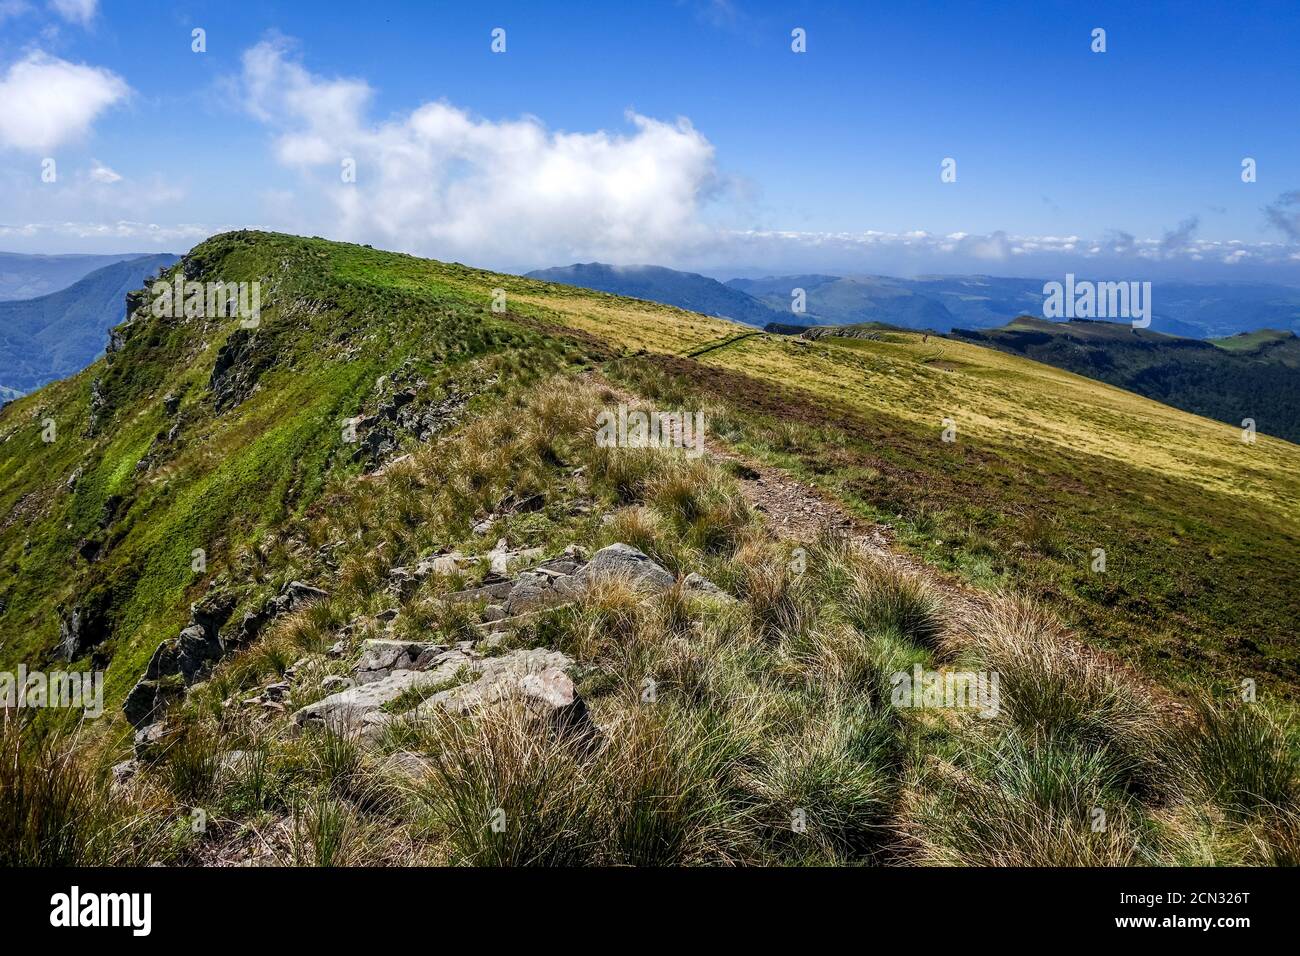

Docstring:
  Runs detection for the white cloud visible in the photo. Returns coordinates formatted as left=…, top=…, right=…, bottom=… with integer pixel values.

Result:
left=238, top=39, right=719, bottom=268
left=0, top=1, right=32, bottom=24
left=48, top=0, right=95, bottom=25
left=0, top=51, right=127, bottom=151
left=88, top=159, right=121, bottom=183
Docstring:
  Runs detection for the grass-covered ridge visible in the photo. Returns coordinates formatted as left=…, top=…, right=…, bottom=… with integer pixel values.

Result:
left=1, top=230, right=1297, bottom=868
left=4, top=379, right=1295, bottom=867
left=0, top=232, right=595, bottom=711
left=4, top=229, right=1299, bottom=714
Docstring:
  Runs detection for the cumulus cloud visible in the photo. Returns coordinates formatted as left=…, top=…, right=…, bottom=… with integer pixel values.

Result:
left=0, top=51, right=127, bottom=151
left=48, top=0, right=95, bottom=25
left=237, top=38, right=719, bottom=268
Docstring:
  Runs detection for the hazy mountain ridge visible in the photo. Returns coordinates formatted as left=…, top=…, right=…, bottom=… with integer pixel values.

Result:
left=532, top=261, right=1300, bottom=338
left=0, top=252, right=167, bottom=302
left=0, top=253, right=179, bottom=395
left=525, top=262, right=777, bottom=326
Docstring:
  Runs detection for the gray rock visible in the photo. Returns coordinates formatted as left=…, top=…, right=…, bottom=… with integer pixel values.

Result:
left=382, top=749, right=431, bottom=781
left=682, top=572, right=734, bottom=602
left=504, top=571, right=573, bottom=615
left=219, top=750, right=248, bottom=775
left=321, top=674, right=354, bottom=693
left=411, top=650, right=590, bottom=739
left=133, top=722, right=168, bottom=758
left=567, top=543, right=674, bottom=593
left=276, top=581, right=329, bottom=614
left=111, top=758, right=139, bottom=790
left=291, top=649, right=474, bottom=734
left=353, top=639, right=447, bottom=683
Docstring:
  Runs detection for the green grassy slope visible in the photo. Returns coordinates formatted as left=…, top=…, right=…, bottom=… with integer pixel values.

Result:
left=951, top=316, right=1300, bottom=442
left=0, top=232, right=597, bottom=710
left=2, top=230, right=1298, bottom=719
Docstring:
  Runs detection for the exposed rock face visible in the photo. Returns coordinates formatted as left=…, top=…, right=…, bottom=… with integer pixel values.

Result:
left=416, top=653, right=589, bottom=738
left=504, top=571, right=571, bottom=616
left=273, top=581, right=329, bottom=615
left=209, top=327, right=267, bottom=412
left=291, top=644, right=587, bottom=740
left=353, top=639, right=448, bottom=684
left=122, top=583, right=321, bottom=727
left=56, top=598, right=111, bottom=661
left=291, top=647, right=474, bottom=734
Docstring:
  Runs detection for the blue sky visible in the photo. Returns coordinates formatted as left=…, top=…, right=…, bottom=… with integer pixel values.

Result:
left=2, top=0, right=1299, bottom=280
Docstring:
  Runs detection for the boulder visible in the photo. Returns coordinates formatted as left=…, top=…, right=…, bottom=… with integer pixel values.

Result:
left=406, top=650, right=592, bottom=742
left=682, top=572, right=734, bottom=602
left=110, top=759, right=139, bottom=791
left=133, top=722, right=169, bottom=758
left=566, top=543, right=674, bottom=593
left=274, top=581, right=329, bottom=615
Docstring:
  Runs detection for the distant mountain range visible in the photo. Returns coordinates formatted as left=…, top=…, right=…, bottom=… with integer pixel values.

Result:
left=525, top=262, right=776, bottom=326
left=0, top=253, right=179, bottom=397
left=0, top=252, right=166, bottom=301
left=530, top=262, right=1300, bottom=339
left=952, top=317, right=1300, bottom=442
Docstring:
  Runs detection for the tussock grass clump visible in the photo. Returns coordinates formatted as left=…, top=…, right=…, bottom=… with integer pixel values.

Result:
left=1166, top=694, right=1299, bottom=820
left=909, top=733, right=1146, bottom=866
left=588, top=445, right=662, bottom=503
left=156, top=719, right=223, bottom=803
left=840, top=563, right=945, bottom=650
left=646, top=456, right=752, bottom=554
left=599, top=703, right=752, bottom=865
left=290, top=791, right=363, bottom=867
left=0, top=717, right=168, bottom=866
left=734, top=542, right=817, bottom=643
left=960, top=595, right=1162, bottom=788
left=565, top=573, right=651, bottom=667
left=747, top=698, right=902, bottom=863
left=412, top=703, right=601, bottom=866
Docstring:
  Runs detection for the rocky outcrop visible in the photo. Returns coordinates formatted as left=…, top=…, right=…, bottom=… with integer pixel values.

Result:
left=123, top=582, right=326, bottom=727
left=56, top=596, right=112, bottom=661
left=291, top=643, right=586, bottom=740
left=291, top=645, right=475, bottom=734
left=353, top=639, right=449, bottom=684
